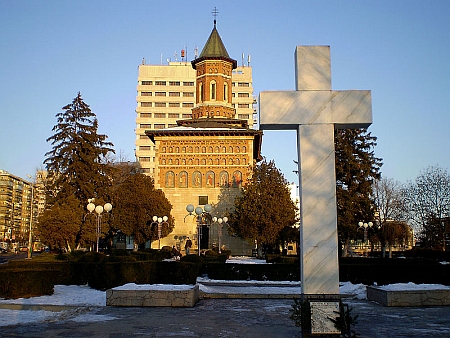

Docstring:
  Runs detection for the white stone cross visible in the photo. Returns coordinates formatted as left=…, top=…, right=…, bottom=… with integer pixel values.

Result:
left=259, top=46, right=372, bottom=295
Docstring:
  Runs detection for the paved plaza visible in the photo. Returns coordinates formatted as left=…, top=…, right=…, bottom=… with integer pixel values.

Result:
left=1, top=297, right=450, bottom=337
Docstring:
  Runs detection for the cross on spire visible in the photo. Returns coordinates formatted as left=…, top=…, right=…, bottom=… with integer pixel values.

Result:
left=212, top=7, right=219, bottom=25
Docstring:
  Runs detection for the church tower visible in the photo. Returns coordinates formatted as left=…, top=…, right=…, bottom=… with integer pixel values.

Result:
left=191, top=19, right=237, bottom=120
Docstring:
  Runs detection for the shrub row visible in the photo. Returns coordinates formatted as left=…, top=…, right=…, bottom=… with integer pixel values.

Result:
left=201, top=262, right=300, bottom=281
left=339, top=257, right=450, bottom=286
left=0, top=259, right=199, bottom=298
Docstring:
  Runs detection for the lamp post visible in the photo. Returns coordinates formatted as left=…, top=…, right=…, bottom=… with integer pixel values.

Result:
left=358, top=221, right=373, bottom=254
left=211, top=216, right=228, bottom=253
left=152, top=215, right=168, bottom=249
left=86, top=199, right=112, bottom=252
left=26, top=175, right=34, bottom=259
left=185, top=204, right=212, bottom=255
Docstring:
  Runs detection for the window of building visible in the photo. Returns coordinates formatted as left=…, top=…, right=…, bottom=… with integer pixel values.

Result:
left=154, top=113, right=165, bottom=118
left=141, top=168, right=150, bottom=173
left=168, top=124, right=177, bottom=128
left=140, top=113, right=152, bottom=118
left=155, top=102, right=166, bottom=107
left=238, top=82, right=250, bottom=87
left=169, top=102, right=180, bottom=107
left=140, top=135, right=148, bottom=139
left=154, top=124, right=165, bottom=129
left=141, top=102, right=152, bottom=107
left=140, top=146, right=152, bottom=150
left=210, top=81, right=216, bottom=100
left=155, top=81, right=166, bottom=86
left=141, top=92, right=152, bottom=96
left=238, top=92, right=249, bottom=97
left=238, top=114, right=250, bottom=119
left=182, top=113, right=192, bottom=118
left=168, top=113, right=179, bottom=118
left=183, top=92, right=194, bottom=97
left=182, top=103, right=194, bottom=107
left=238, top=103, right=249, bottom=108
left=169, top=81, right=180, bottom=86
left=183, top=81, right=194, bottom=86
left=141, top=81, right=152, bottom=85
left=155, top=92, right=166, bottom=96
left=169, top=92, right=180, bottom=97
left=224, top=83, right=228, bottom=101
left=140, top=124, right=151, bottom=128
left=199, top=83, right=203, bottom=102
left=139, top=157, right=151, bottom=162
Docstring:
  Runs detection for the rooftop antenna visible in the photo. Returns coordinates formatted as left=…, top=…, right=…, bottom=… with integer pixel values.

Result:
left=212, top=7, right=218, bottom=25
left=242, top=53, right=245, bottom=67
left=248, top=54, right=251, bottom=67
left=194, top=46, right=198, bottom=59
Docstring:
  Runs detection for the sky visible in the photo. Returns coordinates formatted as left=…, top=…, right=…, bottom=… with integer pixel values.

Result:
left=1, top=0, right=449, bottom=185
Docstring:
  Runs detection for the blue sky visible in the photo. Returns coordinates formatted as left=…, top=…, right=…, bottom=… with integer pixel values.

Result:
left=1, top=0, right=449, bottom=185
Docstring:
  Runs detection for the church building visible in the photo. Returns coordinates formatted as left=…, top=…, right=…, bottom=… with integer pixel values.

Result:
left=143, top=20, right=263, bottom=254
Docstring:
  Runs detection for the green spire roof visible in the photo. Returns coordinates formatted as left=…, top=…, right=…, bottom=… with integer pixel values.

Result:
left=192, top=21, right=237, bottom=69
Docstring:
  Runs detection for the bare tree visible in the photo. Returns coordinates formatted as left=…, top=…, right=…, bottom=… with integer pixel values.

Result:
left=403, top=165, right=450, bottom=250
left=372, top=177, right=409, bottom=257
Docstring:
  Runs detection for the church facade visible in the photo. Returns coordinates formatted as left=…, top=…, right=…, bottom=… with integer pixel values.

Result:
left=138, top=21, right=262, bottom=255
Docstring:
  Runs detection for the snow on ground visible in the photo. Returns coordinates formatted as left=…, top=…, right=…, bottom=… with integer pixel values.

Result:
left=377, top=282, right=450, bottom=291
left=1, top=256, right=449, bottom=326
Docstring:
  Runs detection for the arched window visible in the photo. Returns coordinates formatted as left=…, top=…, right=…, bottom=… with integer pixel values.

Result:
left=179, top=171, right=188, bottom=188
left=210, top=80, right=216, bottom=100
left=206, top=171, right=215, bottom=187
left=193, top=171, right=202, bottom=187
left=199, top=82, right=203, bottom=102
left=232, top=171, right=242, bottom=187
left=224, top=83, right=228, bottom=101
left=165, top=171, right=175, bottom=188
left=219, top=171, right=229, bottom=186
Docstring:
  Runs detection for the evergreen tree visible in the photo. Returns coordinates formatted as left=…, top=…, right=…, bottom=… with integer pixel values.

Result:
left=40, top=93, right=114, bottom=250
left=229, top=159, right=298, bottom=254
left=335, top=129, right=382, bottom=255
left=112, top=174, right=173, bottom=246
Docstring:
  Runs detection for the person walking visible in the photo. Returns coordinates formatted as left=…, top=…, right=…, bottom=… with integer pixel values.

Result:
left=185, top=237, right=192, bottom=255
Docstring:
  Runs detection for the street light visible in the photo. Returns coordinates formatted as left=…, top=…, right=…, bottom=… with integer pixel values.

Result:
left=86, top=199, right=113, bottom=252
left=211, top=216, right=228, bottom=253
left=26, top=174, right=34, bottom=259
left=185, top=204, right=212, bottom=255
left=358, top=221, right=373, bottom=254
left=152, top=215, right=168, bottom=249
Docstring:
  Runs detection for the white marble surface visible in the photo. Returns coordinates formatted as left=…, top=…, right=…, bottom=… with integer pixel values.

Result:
left=259, top=90, right=372, bottom=129
left=295, top=46, right=331, bottom=91
left=259, top=46, right=373, bottom=296
left=298, top=124, right=339, bottom=295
